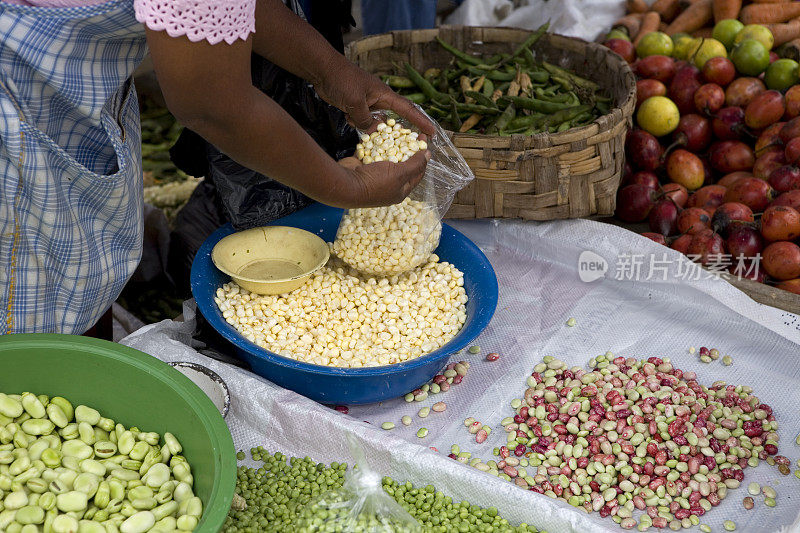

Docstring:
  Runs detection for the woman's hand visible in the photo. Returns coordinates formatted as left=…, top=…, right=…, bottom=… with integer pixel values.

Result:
left=315, top=58, right=436, bottom=137
left=334, top=150, right=430, bottom=208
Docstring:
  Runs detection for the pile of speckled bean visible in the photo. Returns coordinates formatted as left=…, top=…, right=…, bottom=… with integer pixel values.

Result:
left=447, top=352, right=788, bottom=531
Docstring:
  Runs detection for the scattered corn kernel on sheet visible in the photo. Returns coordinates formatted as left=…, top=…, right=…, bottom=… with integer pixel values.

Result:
left=122, top=218, right=800, bottom=533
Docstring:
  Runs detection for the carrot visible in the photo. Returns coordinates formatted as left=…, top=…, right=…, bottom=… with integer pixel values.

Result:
left=691, top=27, right=714, bottom=38
left=651, top=0, right=681, bottom=22
left=713, top=0, right=741, bottom=23
left=627, top=0, right=649, bottom=13
left=765, top=17, right=800, bottom=46
left=634, top=12, right=662, bottom=46
left=613, top=13, right=644, bottom=38
left=750, top=0, right=791, bottom=3
left=666, top=0, right=713, bottom=35
left=740, top=2, right=800, bottom=24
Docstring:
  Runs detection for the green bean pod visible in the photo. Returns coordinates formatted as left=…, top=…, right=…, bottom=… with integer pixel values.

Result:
left=542, top=62, right=598, bottom=92
left=502, top=95, right=576, bottom=114
left=466, top=66, right=516, bottom=81
left=404, top=63, right=449, bottom=106
left=435, top=37, right=484, bottom=66
left=464, top=91, right=498, bottom=108
left=381, top=75, right=416, bottom=89
left=488, top=103, right=517, bottom=134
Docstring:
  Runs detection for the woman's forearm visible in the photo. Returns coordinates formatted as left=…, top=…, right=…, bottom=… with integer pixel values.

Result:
left=179, top=85, right=355, bottom=206
left=251, top=0, right=344, bottom=86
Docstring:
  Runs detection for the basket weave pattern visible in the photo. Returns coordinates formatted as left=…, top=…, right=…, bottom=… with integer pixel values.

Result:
left=346, top=26, right=637, bottom=220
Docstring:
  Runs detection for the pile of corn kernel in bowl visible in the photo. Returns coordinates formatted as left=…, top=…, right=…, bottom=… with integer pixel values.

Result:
left=214, top=119, right=468, bottom=368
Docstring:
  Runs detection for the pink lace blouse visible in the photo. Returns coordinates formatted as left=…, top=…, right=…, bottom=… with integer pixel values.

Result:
left=1, top=0, right=256, bottom=45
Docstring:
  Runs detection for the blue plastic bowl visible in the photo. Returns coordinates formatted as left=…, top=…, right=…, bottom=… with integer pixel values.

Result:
left=191, top=203, right=498, bottom=405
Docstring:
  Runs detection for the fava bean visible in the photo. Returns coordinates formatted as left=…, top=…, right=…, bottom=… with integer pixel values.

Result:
left=151, top=500, right=177, bottom=522
left=21, top=394, right=46, bottom=420
left=52, top=514, right=79, bottom=533
left=78, top=519, right=105, bottom=533
left=74, top=406, right=100, bottom=427
left=49, top=398, right=74, bottom=424
left=120, top=510, right=155, bottom=533
left=176, top=514, right=197, bottom=531
left=162, top=434, right=181, bottom=456
left=144, top=464, right=169, bottom=489
left=0, top=394, right=24, bottom=419
left=128, top=442, right=149, bottom=462
left=15, top=505, right=44, bottom=525
left=55, top=490, right=88, bottom=513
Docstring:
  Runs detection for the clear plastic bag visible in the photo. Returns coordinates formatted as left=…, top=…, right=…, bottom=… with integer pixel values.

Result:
left=295, top=435, right=422, bottom=533
left=331, top=106, right=474, bottom=277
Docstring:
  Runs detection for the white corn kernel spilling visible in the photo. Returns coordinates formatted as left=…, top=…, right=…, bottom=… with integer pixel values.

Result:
left=332, top=197, right=441, bottom=276
left=214, top=256, right=467, bottom=368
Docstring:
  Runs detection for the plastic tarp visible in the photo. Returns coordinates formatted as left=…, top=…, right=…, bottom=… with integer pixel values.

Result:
left=122, top=218, right=800, bottom=533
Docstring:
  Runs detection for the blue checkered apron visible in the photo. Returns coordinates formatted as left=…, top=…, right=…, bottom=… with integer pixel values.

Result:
left=0, top=0, right=148, bottom=334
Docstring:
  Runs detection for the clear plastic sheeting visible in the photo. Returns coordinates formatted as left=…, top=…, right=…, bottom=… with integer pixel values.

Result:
left=122, top=217, right=800, bottom=533
left=332, top=107, right=473, bottom=277
left=295, top=434, right=422, bottom=532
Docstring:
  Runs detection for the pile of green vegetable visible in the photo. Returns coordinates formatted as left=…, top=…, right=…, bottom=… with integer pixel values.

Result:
left=385, top=23, right=611, bottom=136
left=223, top=448, right=545, bottom=533
left=0, top=391, right=201, bottom=533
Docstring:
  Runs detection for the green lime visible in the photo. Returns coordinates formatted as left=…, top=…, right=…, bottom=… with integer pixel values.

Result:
left=637, top=96, right=680, bottom=137
left=731, top=39, right=771, bottom=76
left=713, top=19, right=745, bottom=50
left=765, top=59, right=800, bottom=91
left=673, top=36, right=699, bottom=60
left=606, top=29, right=630, bottom=42
left=692, top=38, right=727, bottom=69
left=636, top=31, right=674, bottom=58
left=733, top=24, right=774, bottom=51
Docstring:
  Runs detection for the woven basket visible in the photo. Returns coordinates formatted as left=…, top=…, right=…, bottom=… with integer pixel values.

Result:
left=346, top=26, right=636, bottom=220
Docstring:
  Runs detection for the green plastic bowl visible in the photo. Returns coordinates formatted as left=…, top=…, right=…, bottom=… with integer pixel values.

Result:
left=0, top=334, right=236, bottom=532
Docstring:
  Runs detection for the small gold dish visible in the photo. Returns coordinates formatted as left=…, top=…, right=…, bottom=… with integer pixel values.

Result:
left=211, top=226, right=329, bottom=295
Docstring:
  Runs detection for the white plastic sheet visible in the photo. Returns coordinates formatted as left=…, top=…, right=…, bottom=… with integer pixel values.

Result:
left=444, top=0, right=626, bottom=43
left=122, top=218, right=800, bottom=533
